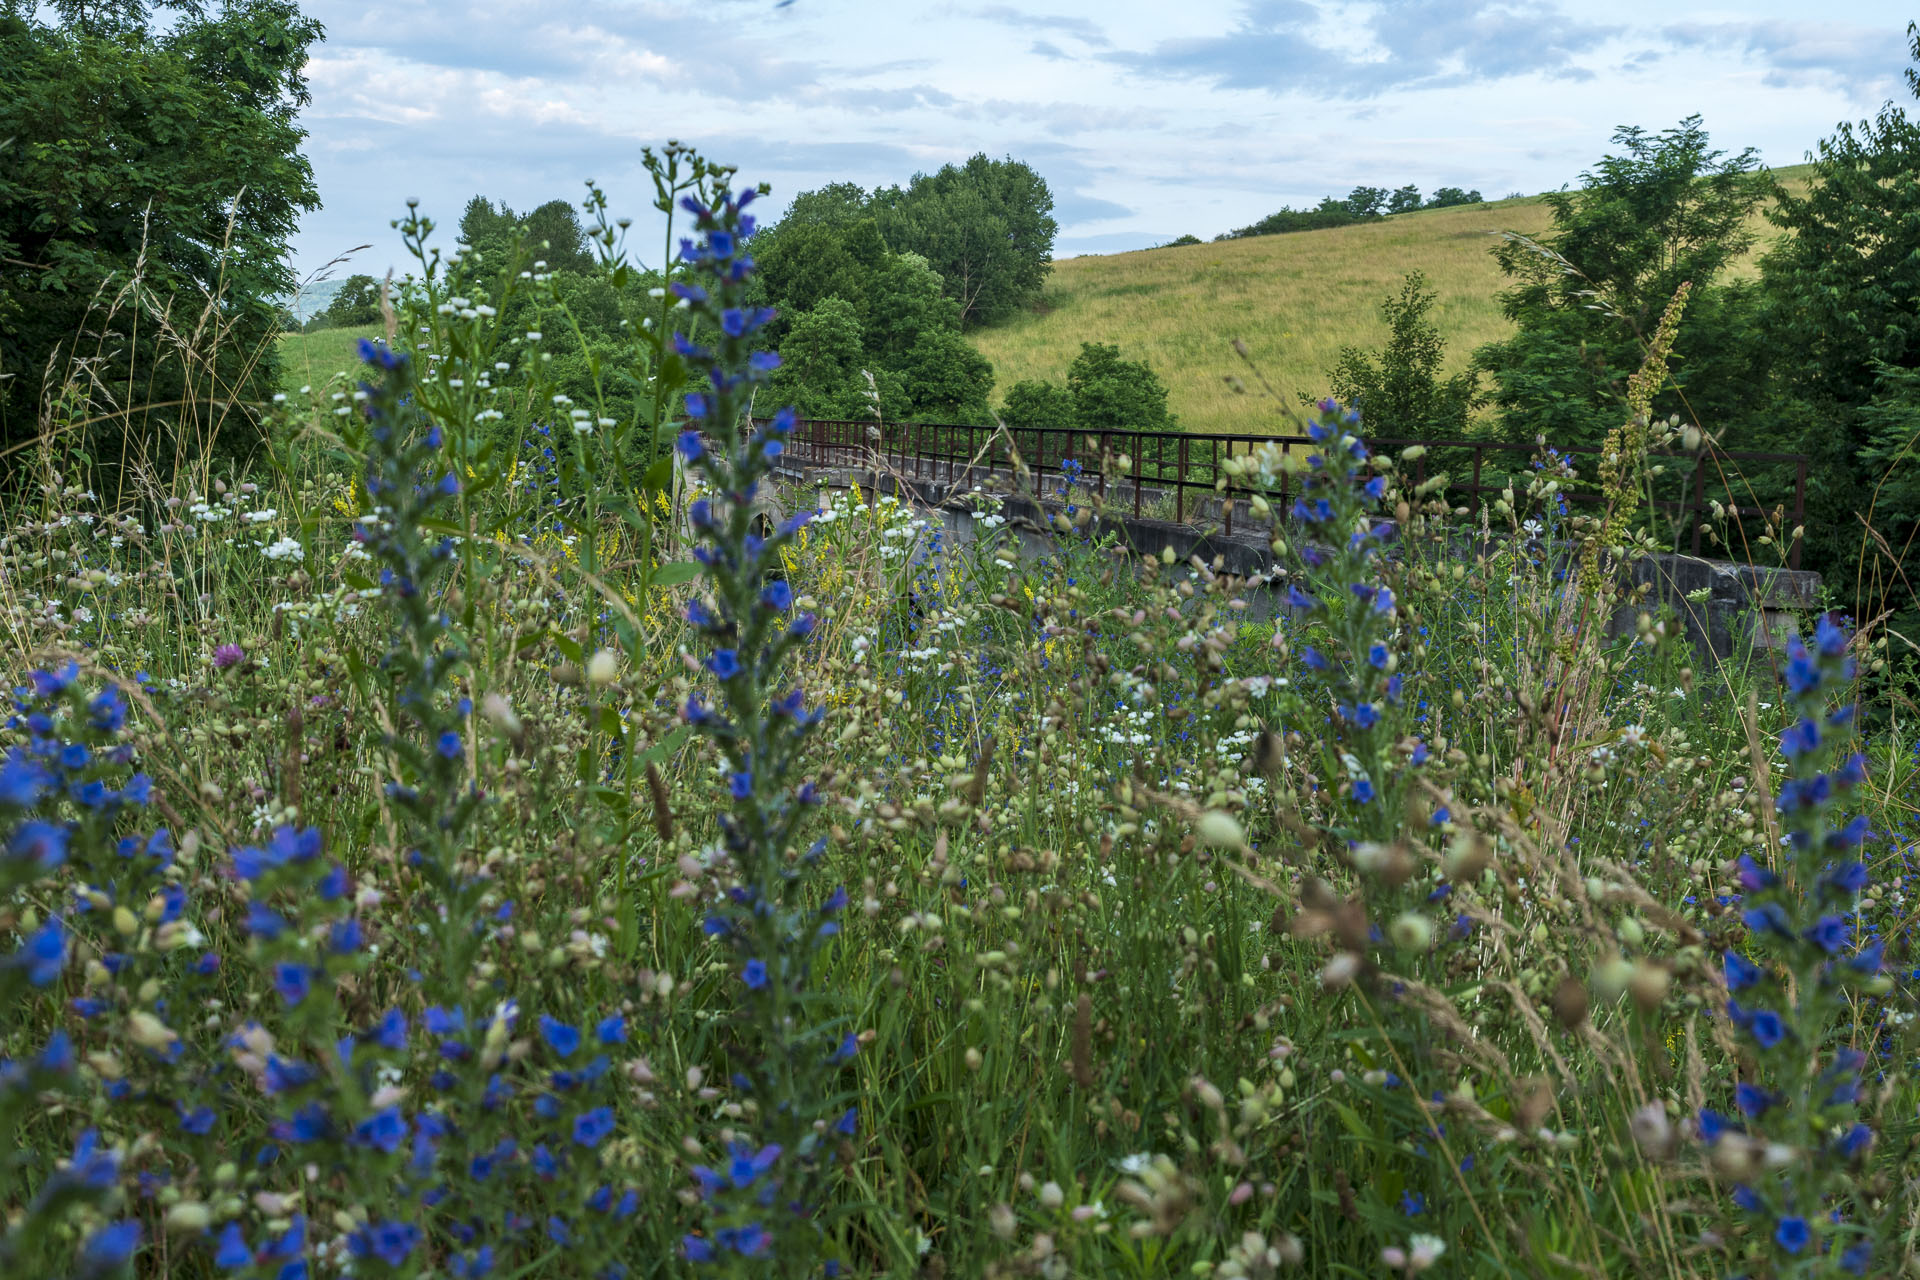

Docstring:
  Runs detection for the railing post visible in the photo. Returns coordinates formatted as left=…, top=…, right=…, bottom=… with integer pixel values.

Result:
left=1133, top=434, right=1143, bottom=519
left=1177, top=434, right=1189, bottom=525
left=1690, top=453, right=1706, bottom=557
left=1791, top=457, right=1807, bottom=571
left=1221, top=438, right=1231, bottom=536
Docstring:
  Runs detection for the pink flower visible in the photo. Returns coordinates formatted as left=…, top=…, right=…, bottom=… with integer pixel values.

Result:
left=212, top=644, right=244, bottom=670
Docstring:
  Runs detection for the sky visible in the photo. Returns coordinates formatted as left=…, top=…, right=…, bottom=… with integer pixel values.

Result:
left=286, top=0, right=1917, bottom=283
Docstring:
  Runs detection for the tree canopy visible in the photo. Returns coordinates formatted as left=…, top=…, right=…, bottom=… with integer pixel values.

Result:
left=0, top=0, right=322, bottom=473
left=1474, top=115, right=1771, bottom=449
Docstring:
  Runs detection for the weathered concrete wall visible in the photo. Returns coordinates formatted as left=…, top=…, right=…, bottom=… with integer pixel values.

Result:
left=782, top=464, right=1821, bottom=660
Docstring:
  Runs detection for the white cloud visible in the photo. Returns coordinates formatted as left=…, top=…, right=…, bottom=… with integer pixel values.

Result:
left=285, top=0, right=1918, bottom=277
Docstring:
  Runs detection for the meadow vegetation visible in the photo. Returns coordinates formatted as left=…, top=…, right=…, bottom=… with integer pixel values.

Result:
left=4, top=140, right=1920, bottom=1277
left=3, top=6, right=1920, bottom=1279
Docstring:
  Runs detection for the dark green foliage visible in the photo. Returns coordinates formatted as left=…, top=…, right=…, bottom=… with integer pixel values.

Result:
left=995, top=345, right=1174, bottom=437
left=1322, top=272, right=1476, bottom=440
left=0, top=0, right=321, bottom=474
left=458, top=196, right=594, bottom=273
left=1221, top=177, right=1483, bottom=240
left=1158, top=234, right=1204, bottom=248
left=1756, top=23, right=1920, bottom=620
left=306, top=274, right=382, bottom=331
left=753, top=197, right=995, bottom=423
left=1474, top=115, right=1770, bottom=448
left=1347, top=186, right=1388, bottom=218
left=900, top=328, right=993, bottom=423
left=768, top=297, right=871, bottom=421
left=754, top=217, right=891, bottom=341
left=1425, top=186, right=1483, bottom=209
left=1066, top=343, right=1176, bottom=434
left=872, top=154, right=1057, bottom=327
left=999, top=379, right=1076, bottom=433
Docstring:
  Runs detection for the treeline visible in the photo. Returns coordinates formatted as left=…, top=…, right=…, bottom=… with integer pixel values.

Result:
left=747, top=155, right=1055, bottom=424
left=1204, top=184, right=1484, bottom=243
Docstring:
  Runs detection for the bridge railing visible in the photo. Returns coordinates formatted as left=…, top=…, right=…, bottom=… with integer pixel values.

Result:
left=772, top=417, right=1810, bottom=570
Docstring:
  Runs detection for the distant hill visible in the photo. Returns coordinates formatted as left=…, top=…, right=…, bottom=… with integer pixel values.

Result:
left=971, top=166, right=1813, bottom=436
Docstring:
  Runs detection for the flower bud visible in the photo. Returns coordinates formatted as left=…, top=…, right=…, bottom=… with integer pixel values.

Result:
left=127, top=1011, right=179, bottom=1052
left=586, top=649, right=620, bottom=686
left=1388, top=911, right=1434, bottom=952
left=165, top=1202, right=213, bottom=1233
left=1195, top=811, right=1244, bottom=849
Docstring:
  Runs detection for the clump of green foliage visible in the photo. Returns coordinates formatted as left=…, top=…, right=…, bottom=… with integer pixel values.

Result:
left=0, top=0, right=321, bottom=482
left=1223, top=182, right=1483, bottom=239
left=1000, top=341, right=1177, bottom=435
left=1318, top=271, right=1477, bottom=441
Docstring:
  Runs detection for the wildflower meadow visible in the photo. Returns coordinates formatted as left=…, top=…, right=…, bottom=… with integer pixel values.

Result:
left=4, top=142, right=1919, bottom=1280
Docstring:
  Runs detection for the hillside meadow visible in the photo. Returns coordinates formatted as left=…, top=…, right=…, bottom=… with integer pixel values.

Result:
left=972, top=167, right=1813, bottom=436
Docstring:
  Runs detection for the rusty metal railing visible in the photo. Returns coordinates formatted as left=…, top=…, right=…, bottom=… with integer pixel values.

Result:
left=771, top=418, right=1810, bottom=570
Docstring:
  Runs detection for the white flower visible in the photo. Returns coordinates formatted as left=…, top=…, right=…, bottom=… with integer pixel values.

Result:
left=262, top=536, right=303, bottom=562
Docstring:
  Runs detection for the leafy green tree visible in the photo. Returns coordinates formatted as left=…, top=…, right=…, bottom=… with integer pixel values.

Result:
left=777, top=181, right=871, bottom=232
left=1067, top=343, right=1175, bottom=434
left=1759, top=22, right=1920, bottom=620
left=306, top=274, right=381, bottom=330
left=769, top=297, right=871, bottom=421
left=861, top=253, right=961, bottom=367
left=1000, top=380, right=1075, bottom=433
left=754, top=217, right=891, bottom=340
left=873, top=154, right=1057, bottom=327
left=900, top=328, right=993, bottom=422
left=1346, top=186, right=1388, bottom=218
left=1474, top=115, right=1770, bottom=448
left=1322, top=271, right=1476, bottom=440
left=520, top=198, right=595, bottom=273
left=1425, top=187, right=1483, bottom=208
left=457, top=195, right=593, bottom=272
left=0, top=0, right=322, bottom=472
left=1387, top=185, right=1423, bottom=214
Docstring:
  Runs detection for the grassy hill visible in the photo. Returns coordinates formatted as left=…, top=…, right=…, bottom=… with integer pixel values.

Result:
left=276, top=324, right=384, bottom=397
left=971, top=166, right=1812, bottom=436
left=274, top=166, right=1812, bottom=435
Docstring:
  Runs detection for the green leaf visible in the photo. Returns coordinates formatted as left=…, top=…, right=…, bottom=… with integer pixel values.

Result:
left=651, top=561, right=702, bottom=587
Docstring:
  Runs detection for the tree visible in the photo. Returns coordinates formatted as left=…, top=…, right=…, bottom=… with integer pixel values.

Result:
left=1758, top=23, right=1920, bottom=624
left=753, top=217, right=891, bottom=342
left=1346, top=186, right=1388, bottom=219
left=519, top=198, right=595, bottom=273
left=1000, top=380, right=1075, bottom=433
left=1322, top=272, right=1476, bottom=440
left=307, top=274, right=381, bottom=330
left=1474, top=115, right=1771, bottom=448
left=1067, top=343, right=1175, bottom=433
left=0, top=0, right=322, bottom=473
left=769, top=297, right=871, bottom=421
left=1425, top=187, right=1483, bottom=208
left=1387, top=185, right=1423, bottom=214
left=873, top=154, right=1057, bottom=327
left=900, top=329, right=993, bottom=423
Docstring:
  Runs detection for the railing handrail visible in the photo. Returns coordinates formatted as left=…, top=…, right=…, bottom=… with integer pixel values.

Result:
left=761, top=416, right=1810, bottom=569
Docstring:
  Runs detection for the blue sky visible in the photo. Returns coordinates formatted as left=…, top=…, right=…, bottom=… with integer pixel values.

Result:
left=287, top=0, right=1916, bottom=282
